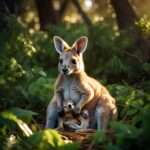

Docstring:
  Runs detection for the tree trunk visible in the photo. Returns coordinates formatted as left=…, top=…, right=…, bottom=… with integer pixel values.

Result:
left=59, top=0, right=70, bottom=20
left=0, top=0, right=23, bottom=16
left=110, top=0, right=138, bottom=30
left=0, top=0, right=23, bottom=31
left=110, top=0, right=150, bottom=62
left=35, top=0, right=59, bottom=30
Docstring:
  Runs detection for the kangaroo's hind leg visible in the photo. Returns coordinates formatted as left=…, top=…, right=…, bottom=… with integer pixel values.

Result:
left=95, top=105, right=110, bottom=130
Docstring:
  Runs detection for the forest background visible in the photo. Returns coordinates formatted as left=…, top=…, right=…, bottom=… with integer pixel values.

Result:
left=0, top=0, right=150, bottom=149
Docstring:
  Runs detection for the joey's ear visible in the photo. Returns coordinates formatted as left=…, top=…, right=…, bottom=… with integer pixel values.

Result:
left=53, top=36, right=70, bottom=54
left=72, top=36, right=88, bottom=54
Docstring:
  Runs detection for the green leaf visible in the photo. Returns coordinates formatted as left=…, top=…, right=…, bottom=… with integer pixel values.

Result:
left=110, top=121, right=139, bottom=145
left=12, top=129, right=80, bottom=150
left=92, top=130, right=106, bottom=144
left=15, top=129, right=63, bottom=150
left=0, top=110, right=33, bottom=137
left=10, top=107, right=37, bottom=123
left=107, top=143, right=121, bottom=150
left=126, top=109, right=138, bottom=116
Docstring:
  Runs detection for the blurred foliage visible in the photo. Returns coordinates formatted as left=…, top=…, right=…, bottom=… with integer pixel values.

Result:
left=136, top=15, right=150, bottom=35
left=12, top=129, right=79, bottom=150
left=0, top=15, right=150, bottom=150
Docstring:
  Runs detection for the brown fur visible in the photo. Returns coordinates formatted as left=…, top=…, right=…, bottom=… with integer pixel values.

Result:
left=46, top=36, right=117, bottom=130
left=57, top=109, right=89, bottom=131
left=55, top=71, right=117, bottom=129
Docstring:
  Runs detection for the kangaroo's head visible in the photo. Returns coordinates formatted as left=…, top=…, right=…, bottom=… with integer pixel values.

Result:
left=53, top=36, right=88, bottom=75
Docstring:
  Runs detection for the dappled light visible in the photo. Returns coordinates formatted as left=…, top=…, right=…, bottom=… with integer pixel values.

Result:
left=0, top=0, right=150, bottom=150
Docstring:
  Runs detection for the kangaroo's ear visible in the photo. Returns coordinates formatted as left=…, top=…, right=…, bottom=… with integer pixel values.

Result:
left=53, top=36, right=70, bottom=54
left=72, top=36, right=88, bottom=54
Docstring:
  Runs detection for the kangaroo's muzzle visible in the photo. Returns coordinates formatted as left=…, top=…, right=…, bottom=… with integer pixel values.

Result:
left=62, top=68, right=69, bottom=74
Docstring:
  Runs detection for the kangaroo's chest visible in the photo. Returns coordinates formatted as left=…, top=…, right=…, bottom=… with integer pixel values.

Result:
left=62, top=78, right=81, bottom=102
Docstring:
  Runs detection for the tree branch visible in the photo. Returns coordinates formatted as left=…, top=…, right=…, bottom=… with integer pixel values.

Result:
left=59, top=0, right=70, bottom=19
left=72, top=0, right=92, bottom=27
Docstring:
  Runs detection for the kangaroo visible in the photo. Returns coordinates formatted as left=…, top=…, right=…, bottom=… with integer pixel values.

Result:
left=45, top=36, right=117, bottom=130
left=57, top=108, right=89, bottom=131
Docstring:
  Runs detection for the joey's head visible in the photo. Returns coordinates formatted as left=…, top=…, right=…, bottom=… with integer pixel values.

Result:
left=53, top=36, right=88, bottom=75
left=63, top=101, right=75, bottom=112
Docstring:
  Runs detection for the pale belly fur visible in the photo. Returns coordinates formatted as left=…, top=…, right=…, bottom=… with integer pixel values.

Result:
left=63, top=78, right=81, bottom=103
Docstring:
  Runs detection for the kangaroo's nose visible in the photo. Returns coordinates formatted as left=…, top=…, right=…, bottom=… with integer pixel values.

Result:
left=62, top=68, right=68, bottom=74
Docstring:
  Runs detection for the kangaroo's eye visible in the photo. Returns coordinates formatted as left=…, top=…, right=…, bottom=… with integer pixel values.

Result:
left=71, top=59, right=76, bottom=64
left=59, top=59, right=63, bottom=64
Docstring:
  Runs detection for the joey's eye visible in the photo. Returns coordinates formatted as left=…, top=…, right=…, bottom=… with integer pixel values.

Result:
left=59, top=59, right=63, bottom=64
left=71, top=59, right=76, bottom=64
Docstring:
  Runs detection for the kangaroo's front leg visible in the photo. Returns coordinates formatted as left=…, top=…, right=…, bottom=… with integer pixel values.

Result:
left=75, top=87, right=94, bottom=114
left=45, top=91, right=63, bottom=128
left=45, top=101, right=58, bottom=128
